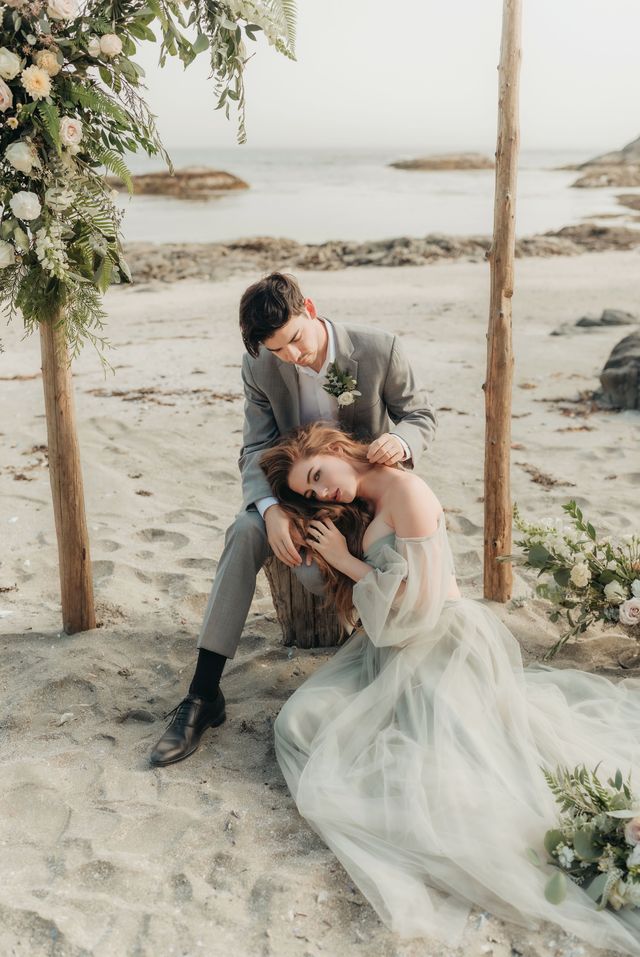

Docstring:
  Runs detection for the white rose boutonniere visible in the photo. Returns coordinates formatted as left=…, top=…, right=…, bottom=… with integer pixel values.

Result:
left=323, top=361, right=361, bottom=408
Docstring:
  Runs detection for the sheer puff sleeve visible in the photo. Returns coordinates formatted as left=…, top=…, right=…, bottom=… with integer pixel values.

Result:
left=352, top=514, right=455, bottom=647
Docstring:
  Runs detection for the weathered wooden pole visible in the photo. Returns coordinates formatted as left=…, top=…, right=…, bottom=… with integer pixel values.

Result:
left=484, top=0, right=522, bottom=601
left=40, top=315, right=96, bottom=633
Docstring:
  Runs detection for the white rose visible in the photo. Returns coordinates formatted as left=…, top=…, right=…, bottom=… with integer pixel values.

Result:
left=34, top=49, right=61, bottom=77
left=0, top=47, right=22, bottom=81
left=632, top=580, right=640, bottom=599
left=59, top=116, right=82, bottom=147
left=46, top=0, right=78, bottom=20
left=337, top=391, right=355, bottom=407
left=99, top=34, right=123, bottom=58
left=87, top=36, right=101, bottom=58
left=0, top=77, right=13, bottom=112
left=5, top=140, right=40, bottom=175
left=9, top=190, right=42, bottom=221
left=0, top=240, right=15, bottom=268
left=569, top=563, right=591, bottom=588
left=620, top=599, right=640, bottom=628
left=605, top=580, right=628, bottom=605
left=45, top=185, right=73, bottom=212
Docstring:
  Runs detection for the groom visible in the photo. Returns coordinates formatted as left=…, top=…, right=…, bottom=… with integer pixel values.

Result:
left=150, top=272, right=437, bottom=766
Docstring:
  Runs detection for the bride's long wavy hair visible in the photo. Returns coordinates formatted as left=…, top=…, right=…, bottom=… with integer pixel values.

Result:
left=260, top=423, right=378, bottom=628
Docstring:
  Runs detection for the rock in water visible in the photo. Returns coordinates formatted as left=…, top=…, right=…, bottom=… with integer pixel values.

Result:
left=580, top=135, right=640, bottom=167
left=107, top=166, right=249, bottom=200
left=389, top=152, right=494, bottom=171
left=598, top=332, right=640, bottom=410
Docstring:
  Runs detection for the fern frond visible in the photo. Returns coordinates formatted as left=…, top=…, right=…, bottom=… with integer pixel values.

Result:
left=95, top=149, right=134, bottom=194
left=37, top=100, right=62, bottom=151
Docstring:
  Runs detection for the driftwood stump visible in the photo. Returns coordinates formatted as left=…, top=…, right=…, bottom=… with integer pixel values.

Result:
left=264, top=557, right=346, bottom=648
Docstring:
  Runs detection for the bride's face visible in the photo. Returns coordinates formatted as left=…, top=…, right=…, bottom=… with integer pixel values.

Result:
left=288, top=452, right=359, bottom=504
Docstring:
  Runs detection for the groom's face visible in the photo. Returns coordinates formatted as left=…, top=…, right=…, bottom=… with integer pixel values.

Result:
left=262, top=299, right=325, bottom=369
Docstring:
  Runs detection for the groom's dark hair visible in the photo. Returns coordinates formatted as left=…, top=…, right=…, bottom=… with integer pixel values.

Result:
left=239, top=272, right=306, bottom=357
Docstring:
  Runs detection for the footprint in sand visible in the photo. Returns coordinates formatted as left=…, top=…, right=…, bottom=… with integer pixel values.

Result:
left=137, top=528, right=189, bottom=549
left=444, top=514, right=482, bottom=537
left=178, top=557, right=217, bottom=574
left=96, top=539, right=122, bottom=553
left=164, top=508, right=219, bottom=527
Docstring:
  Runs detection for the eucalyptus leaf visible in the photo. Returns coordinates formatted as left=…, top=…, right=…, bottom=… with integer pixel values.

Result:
left=544, top=829, right=563, bottom=856
left=544, top=871, right=567, bottom=905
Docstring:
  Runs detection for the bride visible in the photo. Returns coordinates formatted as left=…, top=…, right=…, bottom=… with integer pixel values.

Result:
left=260, top=422, right=640, bottom=955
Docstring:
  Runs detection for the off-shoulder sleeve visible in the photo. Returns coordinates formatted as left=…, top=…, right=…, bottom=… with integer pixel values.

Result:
left=352, top=515, right=455, bottom=647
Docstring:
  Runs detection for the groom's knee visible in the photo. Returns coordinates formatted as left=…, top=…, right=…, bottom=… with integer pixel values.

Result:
left=226, top=509, right=268, bottom=556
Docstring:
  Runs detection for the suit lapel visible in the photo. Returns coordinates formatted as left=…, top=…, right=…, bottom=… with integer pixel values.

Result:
left=277, top=361, right=300, bottom=426
left=331, top=322, right=358, bottom=433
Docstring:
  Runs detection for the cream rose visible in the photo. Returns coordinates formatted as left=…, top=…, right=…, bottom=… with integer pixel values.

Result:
left=5, top=140, right=40, bottom=175
left=0, top=47, right=22, bottom=81
left=605, top=580, right=628, bottom=605
left=21, top=65, right=52, bottom=100
left=100, top=34, right=123, bottom=58
left=87, top=36, right=101, bottom=58
left=9, top=190, right=42, bottom=221
left=0, top=77, right=13, bottom=112
left=59, top=116, right=83, bottom=147
left=46, top=0, right=78, bottom=20
left=569, top=563, right=591, bottom=588
left=620, top=599, right=640, bottom=628
left=34, top=49, right=61, bottom=77
left=0, top=240, right=15, bottom=268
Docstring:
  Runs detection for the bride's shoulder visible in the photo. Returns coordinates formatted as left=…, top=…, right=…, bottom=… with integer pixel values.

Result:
left=388, top=472, right=442, bottom=538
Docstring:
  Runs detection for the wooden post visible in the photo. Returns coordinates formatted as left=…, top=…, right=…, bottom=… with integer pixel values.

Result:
left=264, top=558, right=345, bottom=647
left=484, top=0, right=522, bottom=602
left=40, top=316, right=96, bottom=633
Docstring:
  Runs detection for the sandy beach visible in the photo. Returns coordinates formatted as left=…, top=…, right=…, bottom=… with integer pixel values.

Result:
left=1, top=249, right=639, bottom=957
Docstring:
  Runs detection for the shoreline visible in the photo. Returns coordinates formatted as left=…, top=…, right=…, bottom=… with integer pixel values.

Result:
left=124, top=223, right=640, bottom=283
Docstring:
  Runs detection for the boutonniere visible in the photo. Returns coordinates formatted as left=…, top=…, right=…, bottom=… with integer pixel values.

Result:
left=323, top=362, right=362, bottom=407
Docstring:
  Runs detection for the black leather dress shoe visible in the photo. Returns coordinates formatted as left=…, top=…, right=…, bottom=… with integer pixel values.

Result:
left=150, top=690, right=226, bottom=767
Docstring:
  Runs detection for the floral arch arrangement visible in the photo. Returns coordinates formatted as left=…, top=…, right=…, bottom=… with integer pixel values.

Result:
left=0, top=0, right=295, bottom=633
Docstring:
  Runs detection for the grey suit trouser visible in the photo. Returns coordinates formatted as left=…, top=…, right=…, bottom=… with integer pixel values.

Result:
left=197, top=508, right=325, bottom=658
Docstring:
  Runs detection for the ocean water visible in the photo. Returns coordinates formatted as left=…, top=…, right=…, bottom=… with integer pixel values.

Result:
left=117, top=148, right=638, bottom=245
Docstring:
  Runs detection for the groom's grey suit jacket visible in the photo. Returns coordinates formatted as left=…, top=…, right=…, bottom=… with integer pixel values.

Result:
left=238, top=320, right=437, bottom=511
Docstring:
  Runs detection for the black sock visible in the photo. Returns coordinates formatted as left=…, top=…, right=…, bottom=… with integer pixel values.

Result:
left=189, top=649, right=227, bottom=701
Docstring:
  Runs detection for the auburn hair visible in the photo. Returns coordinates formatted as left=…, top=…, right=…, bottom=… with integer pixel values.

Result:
left=260, top=422, right=380, bottom=630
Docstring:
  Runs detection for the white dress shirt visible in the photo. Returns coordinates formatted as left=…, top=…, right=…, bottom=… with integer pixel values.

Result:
left=256, top=318, right=410, bottom=517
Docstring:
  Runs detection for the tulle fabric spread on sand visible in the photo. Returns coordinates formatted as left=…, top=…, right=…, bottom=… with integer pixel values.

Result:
left=274, top=516, right=640, bottom=953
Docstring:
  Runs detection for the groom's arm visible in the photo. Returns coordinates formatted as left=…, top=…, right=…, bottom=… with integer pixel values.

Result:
left=381, top=336, right=437, bottom=469
left=238, top=356, right=280, bottom=510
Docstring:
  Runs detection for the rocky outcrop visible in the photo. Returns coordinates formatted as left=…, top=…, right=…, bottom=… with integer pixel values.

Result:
left=552, top=309, right=639, bottom=336
left=389, top=153, right=494, bottom=171
left=120, top=224, right=640, bottom=284
left=107, top=166, right=249, bottom=200
left=581, top=136, right=640, bottom=167
left=617, top=193, right=640, bottom=212
left=597, top=332, right=640, bottom=410
left=572, top=167, right=640, bottom=188
left=571, top=135, right=640, bottom=188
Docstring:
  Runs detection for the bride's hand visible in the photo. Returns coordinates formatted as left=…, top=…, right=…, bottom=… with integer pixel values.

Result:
left=306, top=518, right=350, bottom=569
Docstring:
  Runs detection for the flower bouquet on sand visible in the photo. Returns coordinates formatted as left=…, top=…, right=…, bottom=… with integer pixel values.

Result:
left=506, top=502, right=640, bottom=658
left=531, top=764, right=640, bottom=912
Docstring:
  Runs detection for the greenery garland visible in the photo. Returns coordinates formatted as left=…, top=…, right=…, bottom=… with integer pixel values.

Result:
left=0, top=0, right=295, bottom=354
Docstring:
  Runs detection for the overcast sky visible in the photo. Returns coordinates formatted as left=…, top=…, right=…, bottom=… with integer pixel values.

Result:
left=136, top=0, right=640, bottom=153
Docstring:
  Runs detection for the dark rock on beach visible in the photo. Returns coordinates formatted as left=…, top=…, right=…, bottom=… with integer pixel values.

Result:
left=107, top=166, right=249, bottom=200
left=389, top=152, right=494, bottom=171
left=597, top=332, right=640, bottom=410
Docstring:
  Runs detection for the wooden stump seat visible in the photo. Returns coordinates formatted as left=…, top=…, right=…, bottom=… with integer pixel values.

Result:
left=264, top=557, right=346, bottom=648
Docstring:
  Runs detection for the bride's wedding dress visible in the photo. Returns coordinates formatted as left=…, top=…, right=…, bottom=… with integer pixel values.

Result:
left=274, top=514, right=640, bottom=954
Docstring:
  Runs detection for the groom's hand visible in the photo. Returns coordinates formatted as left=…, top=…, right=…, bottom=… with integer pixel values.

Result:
left=367, top=433, right=405, bottom=466
left=264, top=505, right=304, bottom=567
